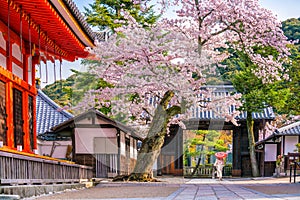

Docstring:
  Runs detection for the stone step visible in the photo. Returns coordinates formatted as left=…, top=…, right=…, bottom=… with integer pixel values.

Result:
left=0, top=195, right=20, bottom=200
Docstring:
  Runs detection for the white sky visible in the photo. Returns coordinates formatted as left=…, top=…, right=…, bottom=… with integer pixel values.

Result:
left=40, top=0, right=300, bottom=88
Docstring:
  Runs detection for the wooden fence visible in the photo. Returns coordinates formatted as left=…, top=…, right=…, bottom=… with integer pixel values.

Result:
left=0, top=151, right=93, bottom=185
left=184, top=165, right=232, bottom=178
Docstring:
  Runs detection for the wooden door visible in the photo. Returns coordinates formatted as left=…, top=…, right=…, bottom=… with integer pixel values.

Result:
left=0, top=81, right=7, bottom=145
left=28, top=95, right=34, bottom=151
left=13, top=88, right=24, bottom=148
left=161, top=155, right=175, bottom=174
left=241, top=156, right=252, bottom=177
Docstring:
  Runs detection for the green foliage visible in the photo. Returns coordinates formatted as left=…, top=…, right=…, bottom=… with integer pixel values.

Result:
left=84, top=0, right=160, bottom=31
left=219, top=47, right=291, bottom=114
left=184, top=130, right=231, bottom=165
left=280, top=18, right=300, bottom=115
left=42, top=74, right=76, bottom=108
left=217, top=18, right=300, bottom=115
left=42, top=69, right=113, bottom=114
left=282, top=18, right=300, bottom=50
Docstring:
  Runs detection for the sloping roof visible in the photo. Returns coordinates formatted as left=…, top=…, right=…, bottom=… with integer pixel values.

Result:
left=256, top=121, right=300, bottom=145
left=61, top=0, right=95, bottom=41
left=190, top=85, right=275, bottom=121
left=51, top=108, right=143, bottom=140
left=276, top=121, right=300, bottom=136
left=60, top=0, right=107, bottom=43
left=36, top=90, right=73, bottom=135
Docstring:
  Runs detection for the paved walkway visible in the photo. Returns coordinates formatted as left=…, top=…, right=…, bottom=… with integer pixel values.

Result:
left=28, top=177, right=300, bottom=200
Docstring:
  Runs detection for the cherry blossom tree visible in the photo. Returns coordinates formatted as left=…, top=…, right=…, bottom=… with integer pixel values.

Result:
left=83, top=0, right=289, bottom=180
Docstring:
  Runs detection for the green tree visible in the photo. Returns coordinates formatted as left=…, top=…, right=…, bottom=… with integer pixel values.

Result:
left=216, top=18, right=300, bottom=176
left=219, top=47, right=290, bottom=176
left=218, top=18, right=300, bottom=116
left=84, top=0, right=159, bottom=31
left=184, top=130, right=231, bottom=176
left=282, top=18, right=300, bottom=51
left=42, top=69, right=113, bottom=114
left=42, top=75, right=75, bottom=107
left=280, top=18, right=300, bottom=115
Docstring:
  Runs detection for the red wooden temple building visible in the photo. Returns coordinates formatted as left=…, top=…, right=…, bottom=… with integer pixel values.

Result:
left=0, top=0, right=95, bottom=153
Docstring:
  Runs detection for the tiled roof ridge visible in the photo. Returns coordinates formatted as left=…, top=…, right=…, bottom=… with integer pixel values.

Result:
left=61, top=0, right=96, bottom=41
left=52, top=108, right=143, bottom=140
left=38, top=90, right=73, bottom=118
left=277, top=120, right=300, bottom=134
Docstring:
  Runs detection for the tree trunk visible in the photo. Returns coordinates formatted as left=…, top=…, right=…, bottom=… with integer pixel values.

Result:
left=246, top=113, right=260, bottom=177
left=114, top=91, right=181, bottom=181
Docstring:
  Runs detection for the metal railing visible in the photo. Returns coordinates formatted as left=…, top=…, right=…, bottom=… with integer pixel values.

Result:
left=289, top=162, right=300, bottom=183
left=0, top=150, right=93, bottom=185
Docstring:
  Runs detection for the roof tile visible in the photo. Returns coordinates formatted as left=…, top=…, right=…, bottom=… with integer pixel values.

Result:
left=36, top=90, right=73, bottom=135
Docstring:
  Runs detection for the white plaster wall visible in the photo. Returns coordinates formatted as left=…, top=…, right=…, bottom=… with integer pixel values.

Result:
left=28, top=56, right=32, bottom=85
left=0, top=32, right=6, bottom=50
left=284, top=136, right=299, bottom=155
left=130, top=138, right=138, bottom=159
left=0, top=54, right=6, bottom=69
left=0, top=32, right=6, bottom=69
left=130, top=138, right=134, bottom=158
left=12, top=43, right=22, bottom=62
left=75, top=128, right=116, bottom=153
left=12, top=63, right=23, bottom=79
left=133, top=141, right=138, bottom=159
left=37, top=140, right=71, bottom=159
left=94, top=137, right=118, bottom=154
left=265, top=144, right=277, bottom=161
left=120, top=132, right=126, bottom=156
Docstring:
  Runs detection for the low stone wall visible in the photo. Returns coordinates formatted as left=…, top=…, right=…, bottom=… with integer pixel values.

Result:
left=0, top=183, right=85, bottom=198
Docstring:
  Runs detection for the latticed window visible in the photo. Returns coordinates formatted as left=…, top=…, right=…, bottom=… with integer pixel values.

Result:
left=0, top=81, right=7, bottom=145
left=28, top=95, right=34, bottom=150
left=13, top=88, right=23, bottom=148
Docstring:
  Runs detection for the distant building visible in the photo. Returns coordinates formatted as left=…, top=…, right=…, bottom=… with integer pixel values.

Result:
left=36, top=89, right=73, bottom=158
left=51, top=108, right=143, bottom=178
left=158, top=85, right=275, bottom=177
left=256, top=121, right=300, bottom=176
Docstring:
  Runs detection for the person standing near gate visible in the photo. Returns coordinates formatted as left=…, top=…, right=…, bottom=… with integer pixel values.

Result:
left=214, top=152, right=226, bottom=181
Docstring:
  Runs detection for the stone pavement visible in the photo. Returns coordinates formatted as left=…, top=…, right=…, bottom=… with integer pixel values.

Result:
left=27, top=177, right=300, bottom=200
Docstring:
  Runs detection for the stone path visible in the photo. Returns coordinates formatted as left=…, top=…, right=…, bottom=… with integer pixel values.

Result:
left=27, top=177, right=300, bottom=200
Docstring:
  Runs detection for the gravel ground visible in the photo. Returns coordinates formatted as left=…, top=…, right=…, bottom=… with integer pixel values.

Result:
left=244, top=184, right=300, bottom=195
left=28, top=176, right=300, bottom=199
left=31, top=186, right=179, bottom=199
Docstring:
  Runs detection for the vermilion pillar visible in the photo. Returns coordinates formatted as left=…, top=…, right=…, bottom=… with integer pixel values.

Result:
left=5, top=81, right=14, bottom=148
left=33, top=95, right=37, bottom=150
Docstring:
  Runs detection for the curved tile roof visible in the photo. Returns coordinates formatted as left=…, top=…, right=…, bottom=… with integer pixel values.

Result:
left=190, top=85, right=275, bottom=121
left=36, top=90, right=73, bottom=135
left=277, top=121, right=300, bottom=136
left=61, top=0, right=96, bottom=41
left=256, top=121, right=300, bottom=145
left=61, top=0, right=107, bottom=42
